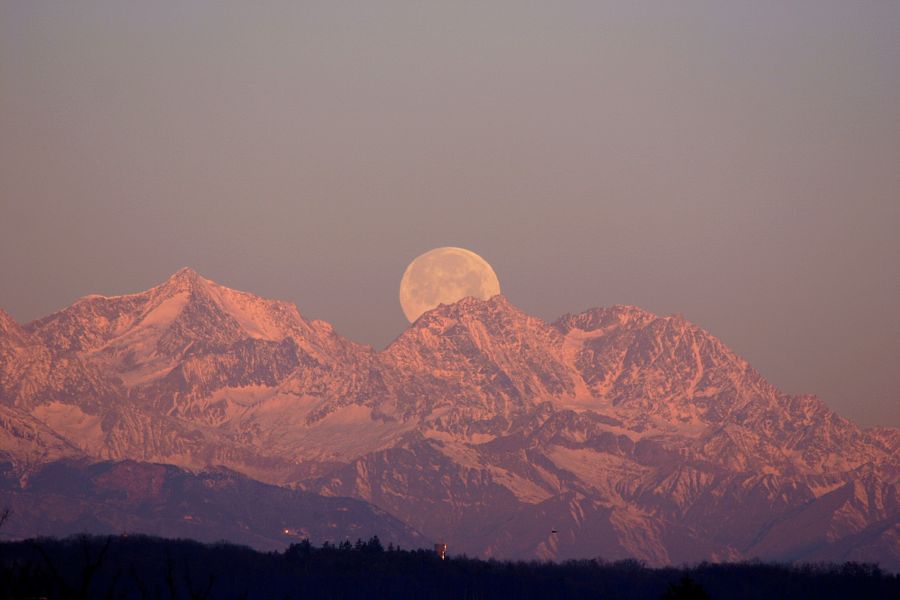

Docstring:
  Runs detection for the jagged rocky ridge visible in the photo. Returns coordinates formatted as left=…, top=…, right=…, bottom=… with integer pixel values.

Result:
left=0, top=269, right=897, bottom=568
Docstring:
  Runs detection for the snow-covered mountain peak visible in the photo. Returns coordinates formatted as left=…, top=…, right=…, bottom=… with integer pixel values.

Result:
left=25, top=269, right=302, bottom=354
left=387, top=294, right=559, bottom=353
left=377, top=295, right=576, bottom=422
left=153, top=266, right=213, bottom=297
left=554, top=304, right=657, bottom=334
left=164, top=265, right=203, bottom=285
left=407, top=294, right=516, bottom=328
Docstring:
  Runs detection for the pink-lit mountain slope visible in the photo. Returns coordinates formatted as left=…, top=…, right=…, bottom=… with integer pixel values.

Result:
left=1, top=269, right=897, bottom=568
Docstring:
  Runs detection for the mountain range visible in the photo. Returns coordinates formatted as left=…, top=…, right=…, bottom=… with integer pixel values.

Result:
left=1, top=268, right=897, bottom=569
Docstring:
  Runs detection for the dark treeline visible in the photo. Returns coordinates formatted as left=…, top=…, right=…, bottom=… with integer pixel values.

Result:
left=0, top=535, right=897, bottom=599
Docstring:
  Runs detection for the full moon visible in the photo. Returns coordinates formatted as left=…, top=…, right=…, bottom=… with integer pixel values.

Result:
left=399, top=247, right=501, bottom=322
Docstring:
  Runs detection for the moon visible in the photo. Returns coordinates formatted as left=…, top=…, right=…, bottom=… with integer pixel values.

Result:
left=399, top=247, right=501, bottom=322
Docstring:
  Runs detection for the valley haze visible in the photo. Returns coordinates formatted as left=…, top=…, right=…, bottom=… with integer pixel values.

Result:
left=1, top=268, right=897, bottom=570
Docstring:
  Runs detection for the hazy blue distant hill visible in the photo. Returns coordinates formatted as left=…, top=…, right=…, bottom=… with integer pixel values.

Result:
left=0, top=459, right=425, bottom=550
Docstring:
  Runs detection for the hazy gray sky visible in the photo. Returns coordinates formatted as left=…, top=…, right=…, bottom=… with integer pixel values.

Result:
left=1, top=1, right=898, bottom=426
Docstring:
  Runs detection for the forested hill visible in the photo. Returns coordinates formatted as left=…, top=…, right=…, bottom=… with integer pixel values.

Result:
left=1, top=535, right=897, bottom=600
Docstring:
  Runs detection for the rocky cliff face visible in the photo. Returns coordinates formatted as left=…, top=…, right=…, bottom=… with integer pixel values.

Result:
left=1, top=269, right=897, bottom=568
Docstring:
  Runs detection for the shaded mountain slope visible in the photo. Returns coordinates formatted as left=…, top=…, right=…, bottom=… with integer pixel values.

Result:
left=0, top=459, right=425, bottom=550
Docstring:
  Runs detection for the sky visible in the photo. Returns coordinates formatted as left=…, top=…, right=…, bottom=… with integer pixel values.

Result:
left=1, top=1, right=898, bottom=427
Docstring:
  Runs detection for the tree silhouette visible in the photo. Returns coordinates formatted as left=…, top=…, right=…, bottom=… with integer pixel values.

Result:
left=662, top=575, right=712, bottom=600
left=1, top=535, right=898, bottom=599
